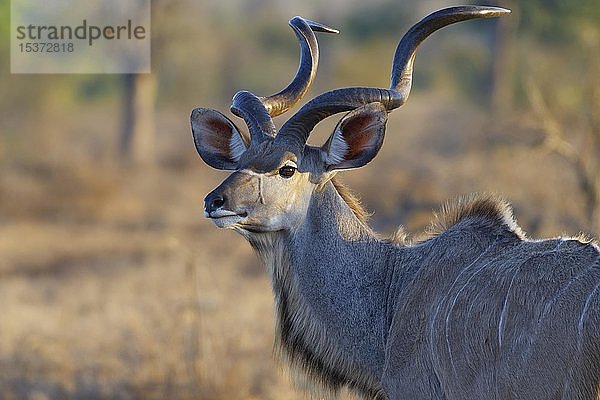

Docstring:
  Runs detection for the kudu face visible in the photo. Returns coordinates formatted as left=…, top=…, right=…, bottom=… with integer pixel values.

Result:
left=191, top=7, right=509, bottom=234
left=193, top=103, right=387, bottom=232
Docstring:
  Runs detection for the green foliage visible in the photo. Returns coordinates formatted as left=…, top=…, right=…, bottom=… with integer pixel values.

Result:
left=344, top=1, right=410, bottom=43
left=520, top=0, right=600, bottom=43
left=0, top=0, right=598, bottom=134
left=0, top=0, right=10, bottom=63
left=338, top=1, right=502, bottom=104
left=443, top=42, right=492, bottom=103
left=0, top=0, right=8, bottom=38
left=76, top=76, right=119, bottom=102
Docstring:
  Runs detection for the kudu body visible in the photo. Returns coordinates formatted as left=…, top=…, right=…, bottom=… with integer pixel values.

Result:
left=191, top=7, right=600, bottom=399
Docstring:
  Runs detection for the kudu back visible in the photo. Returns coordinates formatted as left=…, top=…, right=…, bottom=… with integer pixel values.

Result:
left=190, top=6, right=600, bottom=400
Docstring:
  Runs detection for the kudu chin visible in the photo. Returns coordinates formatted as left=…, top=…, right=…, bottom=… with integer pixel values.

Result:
left=190, top=6, right=600, bottom=400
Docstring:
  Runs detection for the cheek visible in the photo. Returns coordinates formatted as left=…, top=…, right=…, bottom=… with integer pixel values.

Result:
left=261, top=177, right=312, bottom=214
left=282, top=178, right=313, bottom=217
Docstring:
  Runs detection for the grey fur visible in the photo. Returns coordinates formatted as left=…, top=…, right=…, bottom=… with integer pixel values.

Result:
left=191, top=7, right=600, bottom=399
left=208, top=175, right=600, bottom=399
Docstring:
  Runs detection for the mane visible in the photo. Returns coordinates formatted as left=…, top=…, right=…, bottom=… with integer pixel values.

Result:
left=331, top=176, right=370, bottom=223
left=564, top=232, right=599, bottom=247
left=423, top=193, right=526, bottom=241
left=329, top=181, right=524, bottom=245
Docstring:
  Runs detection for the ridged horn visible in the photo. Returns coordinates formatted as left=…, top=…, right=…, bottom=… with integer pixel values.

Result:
left=276, top=6, right=510, bottom=148
left=230, top=17, right=338, bottom=144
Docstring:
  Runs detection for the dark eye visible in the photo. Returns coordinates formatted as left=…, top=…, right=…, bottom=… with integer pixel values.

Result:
left=278, top=165, right=296, bottom=178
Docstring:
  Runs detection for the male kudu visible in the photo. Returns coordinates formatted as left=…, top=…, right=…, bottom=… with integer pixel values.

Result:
left=191, top=6, right=600, bottom=399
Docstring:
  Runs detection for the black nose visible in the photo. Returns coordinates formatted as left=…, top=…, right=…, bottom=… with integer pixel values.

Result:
left=205, top=193, right=226, bottom=213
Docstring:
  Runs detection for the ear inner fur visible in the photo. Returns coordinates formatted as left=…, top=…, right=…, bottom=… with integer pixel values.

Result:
left=322, top=103, right=387, bottom=170
left=191, top=108, right=247, bottom=170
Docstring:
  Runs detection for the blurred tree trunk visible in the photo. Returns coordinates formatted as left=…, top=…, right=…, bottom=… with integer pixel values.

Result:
left=120, top=73, right=156, bottom=166
left=490, top=0, right=518, bottom=116
left=117, top=0, right=178, bottom=168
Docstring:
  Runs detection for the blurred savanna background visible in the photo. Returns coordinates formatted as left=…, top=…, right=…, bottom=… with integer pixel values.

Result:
left=0, top=0, right=599, bottom=398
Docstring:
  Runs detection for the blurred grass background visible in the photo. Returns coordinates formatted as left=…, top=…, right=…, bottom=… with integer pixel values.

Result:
left=0, top=0, right=599, bottom=398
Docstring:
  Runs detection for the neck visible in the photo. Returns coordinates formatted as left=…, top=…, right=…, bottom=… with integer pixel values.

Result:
left=247, top=180, right=392, bottom=398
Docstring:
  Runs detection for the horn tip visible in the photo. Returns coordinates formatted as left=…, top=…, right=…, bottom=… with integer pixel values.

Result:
left=474, top=6, right=512, bottom=17
left=311, top=23, right=340, bottom=34
left=292, top=16, right=339, bottom=34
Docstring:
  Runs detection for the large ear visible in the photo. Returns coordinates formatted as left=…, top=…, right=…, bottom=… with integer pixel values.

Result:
left=321, top=102, right=387, bottom=170
left=191, top=108, right=249, bottom=170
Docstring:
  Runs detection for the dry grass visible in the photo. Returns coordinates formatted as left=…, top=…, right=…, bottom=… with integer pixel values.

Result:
left=0, top=96, right=594, bottom=399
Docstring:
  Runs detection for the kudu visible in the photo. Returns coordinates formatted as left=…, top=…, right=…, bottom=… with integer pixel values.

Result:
left=190, top=6, right=600, bottom=400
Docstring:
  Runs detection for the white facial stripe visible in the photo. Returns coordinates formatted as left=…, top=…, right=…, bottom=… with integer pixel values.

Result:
left=239, top=160, right=297, bottom=177
left=239, top=169, right=262, bottom=176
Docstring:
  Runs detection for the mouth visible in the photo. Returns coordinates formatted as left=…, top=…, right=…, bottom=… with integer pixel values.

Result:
left=204, top=209, right=248, bottom=228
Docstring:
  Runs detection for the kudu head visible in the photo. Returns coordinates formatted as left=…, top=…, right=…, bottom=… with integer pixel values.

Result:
left=191, top=6, right=509, bottom=234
